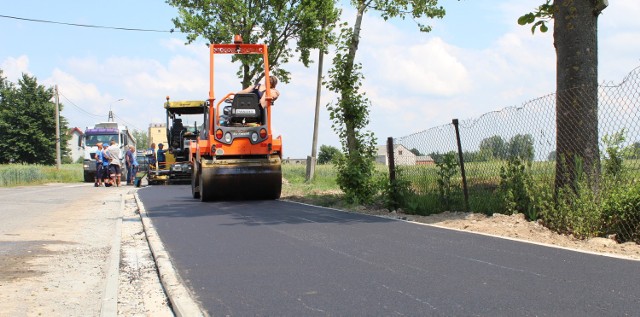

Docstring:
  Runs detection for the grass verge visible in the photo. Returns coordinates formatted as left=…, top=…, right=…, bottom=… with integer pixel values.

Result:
left=0, top=164, right=83, bottom=187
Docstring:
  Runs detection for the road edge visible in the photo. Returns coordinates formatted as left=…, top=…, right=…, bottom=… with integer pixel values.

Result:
left=134, top=192, right=207, bottom=317
left=282, top=199, right=640, bottom=262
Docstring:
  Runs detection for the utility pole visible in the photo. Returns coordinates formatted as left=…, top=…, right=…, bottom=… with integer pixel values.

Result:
left=108, top=98, right=124, bottom=122
left=55, top=85, right=61, bottom=169
left=306, top=21, right=326, bottom=182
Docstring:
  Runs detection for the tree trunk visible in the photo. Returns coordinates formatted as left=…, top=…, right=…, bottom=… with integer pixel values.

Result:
left=553, top=0, right=600, bottom=191
left=342, top=1, right=366, bottom=156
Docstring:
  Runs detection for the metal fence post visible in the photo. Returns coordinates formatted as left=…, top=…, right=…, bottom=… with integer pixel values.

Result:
left=386, top=137, right=399, bottom=210
left=452, top=119, right=470, bottom=212
left=387, top=137, right=396, bottom=184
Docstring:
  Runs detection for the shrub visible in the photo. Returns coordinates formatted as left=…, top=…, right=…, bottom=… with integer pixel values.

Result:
left=435, top=152, right=458, bottom=211
left=498, top=157, right=548, bottom=221
left=602, top=129, right=626, bottom=179
left=601, top=183, right=640, bottom=243
left=380, top=166, right=411, bottom=211
left=335, top=154, right=377, bottom=204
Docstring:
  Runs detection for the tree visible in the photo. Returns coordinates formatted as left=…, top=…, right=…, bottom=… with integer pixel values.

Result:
left=519, top=1, right=608, bottom=191
left=506, top=134, right=534, bottom=161
left=317, top=144, right=343, bottom=164
left=167, top=0, right=340, bottom=87
left=326, top=0, right=445, bottom=203
left=0, top=73, right=69, bottom=164
left=409, top=148, right=422, bottom=156
left=462, top=150, right=481, bottom=162
left=132, top=129, right=149, bottom=150
left=478, top=135, right=506, bottom=161
left=429, top=152, right=444, bottom=164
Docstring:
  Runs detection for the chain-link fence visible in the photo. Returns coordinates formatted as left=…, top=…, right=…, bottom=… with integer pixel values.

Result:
left=389, top=66, right=640, bottom=243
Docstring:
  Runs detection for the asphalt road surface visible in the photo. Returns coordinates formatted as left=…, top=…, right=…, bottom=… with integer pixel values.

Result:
left=139, top=185, right=640, bottom=316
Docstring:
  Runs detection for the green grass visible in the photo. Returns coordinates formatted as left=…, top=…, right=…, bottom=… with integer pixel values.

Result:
left=0, top=164, right=83, bottom=187
left=282, top=163, right=340, bottom=195
left=280, top=163, right=343, bottom=208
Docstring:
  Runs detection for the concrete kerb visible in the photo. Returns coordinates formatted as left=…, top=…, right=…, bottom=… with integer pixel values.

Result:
left=133, top=192, right=207, bottom=317
left=100, top=193, right=123, bottom=317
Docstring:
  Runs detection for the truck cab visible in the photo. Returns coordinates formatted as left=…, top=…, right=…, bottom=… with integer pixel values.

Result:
left=81, top=122, right=135, bottom=182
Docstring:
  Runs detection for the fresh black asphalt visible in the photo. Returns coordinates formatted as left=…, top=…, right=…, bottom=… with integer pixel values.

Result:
left=139, top=185, right=640, bottom=316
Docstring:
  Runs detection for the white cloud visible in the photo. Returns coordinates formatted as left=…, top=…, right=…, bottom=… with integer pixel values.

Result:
left=370, top=38, right=471, bottom=97
left=46, top=68, right=105, bottom=104
left=1, top=55, right=31, bottom=81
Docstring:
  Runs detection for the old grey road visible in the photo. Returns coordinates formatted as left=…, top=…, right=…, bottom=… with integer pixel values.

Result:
left=139, top=185, right=640, bottom=316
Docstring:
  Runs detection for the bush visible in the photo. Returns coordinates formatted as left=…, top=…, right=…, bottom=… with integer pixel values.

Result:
left=498, top=157, right=549, bottom=221
left=435, top=152, right=458, bottom=211
left=335, top=154, right=377, bottom=204
left=601, top=183, right=640, bottom=243
left=381, top=167, right=411, bottom=211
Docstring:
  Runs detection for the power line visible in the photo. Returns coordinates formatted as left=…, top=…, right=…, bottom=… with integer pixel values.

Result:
left=60, top=95, right=145, bottom=134
left=58, top=92, right=104, bottom=119
left=113, top=113, right=143, bottom=132
left=59, top=92, right=144, bottom=131
left=0, top=13, right=180, bottom=33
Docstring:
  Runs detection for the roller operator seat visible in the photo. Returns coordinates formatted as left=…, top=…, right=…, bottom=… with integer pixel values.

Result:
left=171, top=118, right=186, bottom=148
left=229, top=93, right=262, bottom=124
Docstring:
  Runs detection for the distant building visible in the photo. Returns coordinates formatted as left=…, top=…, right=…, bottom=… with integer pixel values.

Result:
left=416, top=155, right=435, bottom=165
left=67, top=127, right=84, bottom=163
left=148, top=123, right=167, bottom=148
left=284, top=158, right=306, bottom=164
left=375, top=144, right=416, bottom=166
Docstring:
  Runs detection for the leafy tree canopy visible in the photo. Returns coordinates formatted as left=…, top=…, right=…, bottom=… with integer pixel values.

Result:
left=167, top=0, right=340, bottom=87
left=317, top=144, right=343, bottom=164
left=479, top=135, right=506, bottom=160
left=478, top=134, right=535, bottom=161
left=507, top=134, right=534, bottom=161
left=0, top=72, right=69, bottom=164
left=132, top=129, right=149, bottom=150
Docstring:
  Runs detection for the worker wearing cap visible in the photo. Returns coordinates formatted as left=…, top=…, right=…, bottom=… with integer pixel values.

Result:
left=157, top=143, right=167, bottom=169
left=94, top=142, right=104, bottom=187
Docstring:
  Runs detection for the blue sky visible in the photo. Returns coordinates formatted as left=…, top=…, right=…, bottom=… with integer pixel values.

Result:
left=1, top=0, right=639, bottom=159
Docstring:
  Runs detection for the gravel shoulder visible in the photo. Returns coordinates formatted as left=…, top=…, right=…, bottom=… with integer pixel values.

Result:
left=119, top=190, right=173, bottom=316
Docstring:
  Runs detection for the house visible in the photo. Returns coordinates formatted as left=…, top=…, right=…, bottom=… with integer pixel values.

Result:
left=67, top=127, right=84, bottom=163
left=416, top=155, right=435, bottom=165
left=284, top=157, right=307, bottom=164
left=375, top=144, right=416, bottom=166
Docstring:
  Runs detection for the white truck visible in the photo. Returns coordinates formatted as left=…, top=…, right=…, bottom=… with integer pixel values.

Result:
left=80, top=121, right=136, bottom=182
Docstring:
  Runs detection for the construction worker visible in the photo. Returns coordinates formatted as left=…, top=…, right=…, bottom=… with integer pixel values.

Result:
left=101, top=144, right=112, bottom=187
left=125, top=145, right=137, bottom=185
left=157, top=143, right=167, bottom=169
left=106, top=140, right=122, bottom=187
left=238, top=75, right=280, bottom=108
left=147, top=143, right=157, bottom=167
left=94, top=142, right=104, bottom=187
